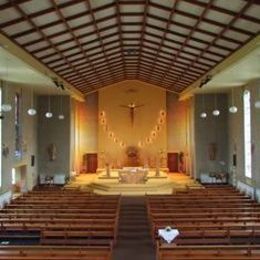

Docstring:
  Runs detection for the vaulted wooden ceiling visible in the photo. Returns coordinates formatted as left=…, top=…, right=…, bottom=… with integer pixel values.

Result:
left=0, top=0, right=259, bottom=94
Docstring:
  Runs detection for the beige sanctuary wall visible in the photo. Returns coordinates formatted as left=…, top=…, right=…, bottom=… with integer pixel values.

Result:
left=228, top=80, right=260, bottom=199
left=1, top=82, right=38, bottom=195
left=98, top=80, right=166, bottom=168
left=71, top=93, right=98, bottom=173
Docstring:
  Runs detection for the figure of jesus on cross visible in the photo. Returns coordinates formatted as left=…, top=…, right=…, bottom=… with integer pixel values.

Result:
left=120, top=102, right=144, bottom=127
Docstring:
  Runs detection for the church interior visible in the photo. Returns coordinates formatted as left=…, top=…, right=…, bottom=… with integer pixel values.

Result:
left=0, top=0, right=259, bottom=259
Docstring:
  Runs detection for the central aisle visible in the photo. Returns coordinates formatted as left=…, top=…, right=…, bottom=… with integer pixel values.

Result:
left=113, top=197, right=156, bottom=260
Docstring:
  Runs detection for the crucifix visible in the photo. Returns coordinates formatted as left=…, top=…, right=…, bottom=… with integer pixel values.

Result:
left=120, top=102, right=144, bottom=127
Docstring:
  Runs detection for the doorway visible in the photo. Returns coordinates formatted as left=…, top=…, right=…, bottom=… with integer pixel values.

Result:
left=167, top=153, right=179, bottom=172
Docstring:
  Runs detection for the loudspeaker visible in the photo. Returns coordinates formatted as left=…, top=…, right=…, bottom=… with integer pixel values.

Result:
left=31, top=155, right=35, bottom=167
left=233, top=154, right=237, bottom=166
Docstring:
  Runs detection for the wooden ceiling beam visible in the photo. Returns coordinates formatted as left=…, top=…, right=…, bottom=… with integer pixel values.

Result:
left=142, top=0, right=178, bottom=82
left=149, top=1, right=254, bottom=36
left=135, top=0, right=148, bottom=79
left=156, top=0, right=215, bottom=83
left=11, top=2, right=104, bottom=92
left=183, top=0, right=260, bottom=24
left=172, top=0, right=255, bottom=87
left=65, top=60, right=125, bottom=81
left=0, top=0, right=30, bottom=10
left=0, top=1, right=114, bottom=28
left=146, top=13, right=243, bottom=45
left=85, top=0, right=118, bottom=81
left=50, top=0, right=104, bottom=86
left=47, top=39, right=216, bottom=71
left=115, top=0, right=126, bottom=79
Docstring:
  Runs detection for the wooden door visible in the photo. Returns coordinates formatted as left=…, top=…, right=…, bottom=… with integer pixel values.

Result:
left=84, top=153, right=97, bottom=173
left=167, top=153, right=179, bottom=172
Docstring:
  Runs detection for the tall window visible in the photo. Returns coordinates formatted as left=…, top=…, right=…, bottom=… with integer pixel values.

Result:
left=243, top=90, right=252, bottom=178
left=11, top=168, right=16, bottom=185
left=0, top=87, right=2, bottom=187
left=15, top=93, right=22, bottom=159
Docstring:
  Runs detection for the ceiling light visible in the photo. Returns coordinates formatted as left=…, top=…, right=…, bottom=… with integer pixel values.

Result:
left=212, top=109, right=220, bottom=116
left=58, top=114, right=65, bottom=120
left=229, top=88, right=238, bottom=114
left=27, top=87, right=37, bottom=116
left=200, top=95, right=207, bottom=119
left=229, top=106, right=238, bottom=113
left=45, top=112, right=53, bottom=118
left=212, top=94, right=220, bottom=116
left=200, top=112, right=207, bottom=118
left=45, top=95, right=52, bottom=118
left=58, top=95, right=65, bottom=120
left=27, top=108, right=37, bottom=116
left=199, top=75, right=212, bottom=88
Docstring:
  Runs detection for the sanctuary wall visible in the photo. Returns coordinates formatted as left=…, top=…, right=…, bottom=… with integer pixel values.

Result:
left=98, top=80, right=167, bottom=168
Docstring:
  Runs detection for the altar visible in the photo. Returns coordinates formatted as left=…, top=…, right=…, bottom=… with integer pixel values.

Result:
left=118, top=167, right=148, bottom=184
left=90, top=167, right=172, bottom=195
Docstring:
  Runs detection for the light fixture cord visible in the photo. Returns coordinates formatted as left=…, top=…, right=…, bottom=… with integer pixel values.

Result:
left=31, top=87, right=34, bottom=108
left=60, top=95, right=63, bottom=113
left=4, top=58, right=9, bottom=103
left=202, top=95, right=205, bottom=110
left=48, top=95, right=51, bottom=112
left=214, top=94, right=217, bottom=109
left=231, top=88, right=234, bottom=106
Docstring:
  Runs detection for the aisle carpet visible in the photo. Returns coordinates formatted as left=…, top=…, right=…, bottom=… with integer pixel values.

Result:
left=112, top=196, right=156, bottom=260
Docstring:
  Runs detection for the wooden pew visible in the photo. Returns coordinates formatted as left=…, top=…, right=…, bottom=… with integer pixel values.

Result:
left=147, top=186, right=260, bottom=255
left=0, top=245, right=112, bottom=259
left=156, top=242, right=260, bottom=260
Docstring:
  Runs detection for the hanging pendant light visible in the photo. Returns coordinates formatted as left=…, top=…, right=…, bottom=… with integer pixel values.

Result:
left=212, top=94, right=220, bottom=116
left=45, top=95, right=53, bottom=118
left=229, top=88, right=238, bottom=113
left=27, top=87, right=37, bottom=116
left=200, top=95, right=207, bottom=119
left=1, top=60, right=12, bottom=112
left=58, top=95, right=65, bottom=120
left=255, top=87, right=260, bottom=109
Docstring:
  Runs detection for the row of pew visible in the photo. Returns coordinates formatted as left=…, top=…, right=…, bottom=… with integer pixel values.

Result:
left=0, top=187, right=120, bottom=259
left=147, top=185, right=260, bottom=259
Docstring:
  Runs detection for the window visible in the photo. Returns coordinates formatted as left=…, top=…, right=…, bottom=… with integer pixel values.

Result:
left=243, top=90, right=252, bottom=178
left=11, top=168, right=16, bottom=185
left=15, top=93, right=22, bottom=159
left=0, top=87, right=2, bottom=187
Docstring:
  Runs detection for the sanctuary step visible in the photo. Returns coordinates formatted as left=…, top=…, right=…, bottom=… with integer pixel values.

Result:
left=113, top=197, right=156, bottom=260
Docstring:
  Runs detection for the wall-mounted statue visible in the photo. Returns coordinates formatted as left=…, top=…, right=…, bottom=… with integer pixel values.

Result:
left=2, top=144, right=9, bottom=157
left=47, top=143, right=57, bottom=161
left=208, top=142, right=217, bottom=161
